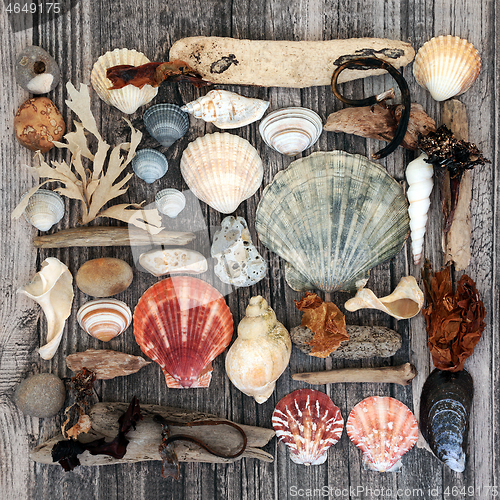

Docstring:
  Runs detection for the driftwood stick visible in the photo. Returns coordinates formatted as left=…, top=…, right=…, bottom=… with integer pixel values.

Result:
left=33, top=226, right=196, bottom=248
left=292, top=363, right=417, bottom=386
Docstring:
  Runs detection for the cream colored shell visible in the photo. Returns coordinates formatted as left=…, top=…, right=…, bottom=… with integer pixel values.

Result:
left=225, top=296, right=291, bottom=403
left=139, top=248, right=208, bottom=277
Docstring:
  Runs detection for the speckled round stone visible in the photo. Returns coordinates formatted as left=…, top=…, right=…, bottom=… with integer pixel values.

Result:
left=14, top=373, right=66, bottom=418
left=76, top=257, right=133, bottom=297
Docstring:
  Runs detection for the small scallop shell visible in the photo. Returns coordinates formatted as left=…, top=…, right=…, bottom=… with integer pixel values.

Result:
left=132, top=149, right=168, bottom=184
left=91, top=48, right=158, bottom=114
left=155, top=188, right=186, bottom=218
left=413, top=36, right=481, bottom=102
left=143, top=104, right=189, bottom=148
left=77, top=299, right=132, bottom=342
left=22, top=189, right=65, bottom=231
left=259, top=107, right=323, bottom=156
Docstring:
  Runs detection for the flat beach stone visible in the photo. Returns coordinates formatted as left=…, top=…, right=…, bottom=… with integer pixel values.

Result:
left=76, top=257, right=133, bottom=297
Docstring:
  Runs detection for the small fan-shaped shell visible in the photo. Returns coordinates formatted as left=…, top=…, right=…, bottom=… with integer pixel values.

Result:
left=180, top=132, right=263, bottom=214
left=143, top=104, right=189, bottom=148
left=413, top=36, right=481, bottom=101
left=347, top=396, right=418, bottom=472
left=132, top=149, right=168, bottom=183
left=181, top=90, right=269, bottom=129
left=272, top=389, right=344, bottom=465
left=155, top=188, right=186, bottom=218
left=259, top=107, right=323, bottom=156
left=91, top=48, right=158, bottom=114
left=133, top=277, right=233, bottom=388
left=22, top=189, right=65, bottom=231
left=77, top=299, right=132, bottom=342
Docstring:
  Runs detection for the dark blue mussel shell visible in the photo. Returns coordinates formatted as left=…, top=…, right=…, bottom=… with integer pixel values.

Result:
left=420, top=368, right=473, bottom=473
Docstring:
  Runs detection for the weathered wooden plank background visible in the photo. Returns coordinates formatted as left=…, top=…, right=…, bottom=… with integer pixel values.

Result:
left=1, top=0, right=498, bottom=499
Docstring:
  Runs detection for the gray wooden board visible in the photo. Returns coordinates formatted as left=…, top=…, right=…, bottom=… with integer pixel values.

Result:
left=0, top=0, right=498, bottom=499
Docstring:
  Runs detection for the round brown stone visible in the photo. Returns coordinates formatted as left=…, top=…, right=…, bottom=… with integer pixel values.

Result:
left=76, top=257, right=133, bottom=297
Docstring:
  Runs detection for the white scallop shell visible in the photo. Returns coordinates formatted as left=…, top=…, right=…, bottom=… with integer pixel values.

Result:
left=22, top=189, right=65, bottom=231
left=139, top=248, right=208, bottom=277
left=155, top=189, right=186, bottom=218
left=91, top=48, right=158, bottom=114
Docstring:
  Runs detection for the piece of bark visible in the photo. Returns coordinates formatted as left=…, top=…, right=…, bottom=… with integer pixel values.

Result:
left=66, top=350, right=151, bottom=380
left=324, top=103, right=435, bottom=150
left=30, top=403, right=275, bottom=466
left=33, top=226, right=196, bottom=248
left=290, top=325, right=401, bottom=359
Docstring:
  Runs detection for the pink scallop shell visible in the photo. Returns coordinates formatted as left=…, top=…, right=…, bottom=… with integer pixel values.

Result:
left=133, top=276, right=233, bottom=388
left=272, top=389, right=344, bottom=465
left=346, top=396, right=418, bottom=472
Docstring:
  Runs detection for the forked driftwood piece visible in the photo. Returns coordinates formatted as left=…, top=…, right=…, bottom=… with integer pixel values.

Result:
left=292, top=362, right=417, bottom=386
left=33, top=226, right=196, bottom=248
left=30, top=403, right=275, bottom=466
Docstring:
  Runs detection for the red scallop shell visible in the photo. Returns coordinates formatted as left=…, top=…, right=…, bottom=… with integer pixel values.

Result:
left=133, top=276, right=233, bottom=388
left=272, top=389, right=344, bottom=465
left=346, top=396, right=418, bottom=472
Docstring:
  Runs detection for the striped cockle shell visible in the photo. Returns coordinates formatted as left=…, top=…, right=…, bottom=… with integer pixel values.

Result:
left=22, top=189, right=65, bottom=232
left=272, top=389, right=344, bottom=465
left=346, top=396, right=419, bottom=472
left=155, top=188, right=186, bottom=218
left=143, top=104, right=189, bottom=148
left=132, top=149, right=168, bottom=184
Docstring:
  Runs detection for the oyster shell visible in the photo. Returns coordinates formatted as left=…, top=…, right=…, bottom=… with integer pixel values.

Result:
left=180, top=132, right=263, bottom=214
left=255, top=151, right=410, bottom=292
left=259, top=107, right=323, bottom=156
left=272, top=389, right=344, bottom=465
left=181, top=89, right=269, bottom=129
left=155, top=188, right=186, bottom=218
left=143, top=104, right=189, bottom=148
left=22, top=189, right=65, bottom=231
left=139, top=248, right=208, bottom=277
left=132, top=149, right=168, bottom=184
left=413, top=36, right=481, bottom=102
left=211, top=216, right=267, bottom=287
left=133, top=277, right=233, bottom=388
left=91, top=48, right=158, bottom=114
left=346, top=396, right=418, bottom=472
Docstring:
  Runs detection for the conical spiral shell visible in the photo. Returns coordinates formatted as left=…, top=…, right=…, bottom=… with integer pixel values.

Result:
left=91, top=48, right=158, bottom=114
left=413, top=36, right=481, bottom=101
left=22, top=189, right=65, bottom=231
left=180, top=132, right=263, bottom=214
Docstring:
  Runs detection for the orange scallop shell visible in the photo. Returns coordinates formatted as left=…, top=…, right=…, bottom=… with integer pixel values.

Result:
left=133, top=276, right=233, bottom=388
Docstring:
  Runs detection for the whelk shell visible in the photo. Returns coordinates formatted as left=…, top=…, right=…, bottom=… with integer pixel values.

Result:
left=133, top=277, right=233, bottom=388
left=155, top=188, right=186, bottom=218
left=413, top=36, right=481, bottom=102
left=346, top=396, right=418, bottom=472
left=91, top=48, right=158, bottom=114
left=77, top=299, right=132, bottom=342
left=272, top=389, right=344, bottom=465
left=22, top=189, right=65, bottom=231
left=180, top=132, right=263, bottom=214
left=143, top=104, right=189, bottom=148
left=181, top=89, right=269, bottom=129
left=139, top=248, right=208, bottom=277
left=132, top=149, right=168, bottom=184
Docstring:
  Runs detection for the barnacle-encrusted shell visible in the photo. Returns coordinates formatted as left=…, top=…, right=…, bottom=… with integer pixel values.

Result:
left=15, top=45, right=61, bottom=94
left=346, top=396, right=418, bottom=472
left=22, top=189, right=65, bottom=231
left=77, top=299, right=132, bottom=342
left=181, top=89, right=269, bottom=129
left=155, top=188, right=186, bottom=218
left=211, top=216, right=267, bottom=287
left=91, top=48, right=158, bottom=114
left=272, top=389, right=344, bottom=465
left=259, top=107, right=323, bottom=156
left=139, top=248, right=208, bottom=277
left=255, top=151, right=410, bottom=292
left=143, top=104, right=189, bottom=148
left=413, top=36, right=481, bottom=102
left=132, top=149, right=168, bottom=184
left=133, top=277, right=233, bottom=388
left=180, top=132, right=263, bottom=214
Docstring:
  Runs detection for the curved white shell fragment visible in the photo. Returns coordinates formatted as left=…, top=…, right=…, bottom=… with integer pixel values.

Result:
left=91, top=48, right=158, bottom=114
left=22, top=189, right=65, bottom=231
left=182, top=90, right=269, bottom=129
left=344, top=276, right=424, bottom=320
left=155, top=189, right=186, bottom=218
left=139, top=248, right=208, bottom=277
left=405, top=153, right=433, bottom=265
left=17, top=257, right=74, bottom=360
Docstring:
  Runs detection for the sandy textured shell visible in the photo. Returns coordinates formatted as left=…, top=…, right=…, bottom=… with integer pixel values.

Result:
left=143, top=104, right=189, bottom=148
left=211, top=216, right=267, bottom=287
left=181, top=90, right=269, bottom=129
left=22, top=189, right=65, bottom=231
left=17, top=258, right=73, bottom=360
left=132, top=149, right=168, bottom=184
left=259, top=107, right=323, bottom=156
left=90, top=48, right=158, bottom=114
left=272, top=389, right=344, bottom=465
left=255, top=151, right=410, bottom=293
left=77, top=299, right=132, bottom=342
left=347, top=396, right=418, bottom=472
left=133, top=277, right=233, bottom=388
left=155, top=188, right=186, bottom=218
left=344, top=276, right=424, bottom=320
left=180, top=132, right=263, bottom=214
left=139, top=248, right=208, bottom=277
left=225, top=296, right=291, bottom=403
left=413, top=36, right=481, bottom=101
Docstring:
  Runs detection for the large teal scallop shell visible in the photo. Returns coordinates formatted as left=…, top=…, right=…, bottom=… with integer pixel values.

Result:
left=255, top=151, right=410, bottom=292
